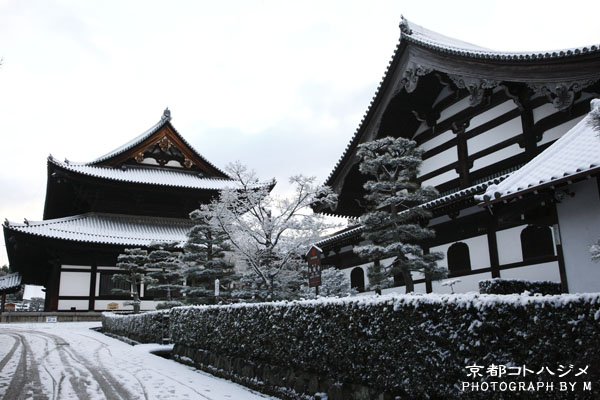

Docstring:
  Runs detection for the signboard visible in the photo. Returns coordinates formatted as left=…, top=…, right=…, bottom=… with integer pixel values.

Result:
left=45, top=316, right=57, bottom=323
left=307, top=246, right=322, bottom=288
left=107, top=302, right=119, bottom=310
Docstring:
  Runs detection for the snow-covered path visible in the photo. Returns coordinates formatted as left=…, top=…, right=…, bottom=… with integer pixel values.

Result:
left=0, top=321, right=277, bottom=400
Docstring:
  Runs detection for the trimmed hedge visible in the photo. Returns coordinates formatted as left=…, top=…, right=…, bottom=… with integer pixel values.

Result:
left=102, top=310, right=169, bottom=344
left=170, top=294, right=600, bottom=399
left=479, top=279, right=562, bottom=295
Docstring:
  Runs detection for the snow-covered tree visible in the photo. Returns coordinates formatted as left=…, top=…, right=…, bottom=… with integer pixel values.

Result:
left=181, top=208, right=236, bottom=304
left=354, top=137, right=446, bottom=293
left=145, top=242, right=184, bottom=304
left=591, top=240, right=600, bottom=262
left=301, top=267, right=358, bottom=298
left=209, top=162, right=338, bottom=301
left=113, top=248, right=152, bottom=313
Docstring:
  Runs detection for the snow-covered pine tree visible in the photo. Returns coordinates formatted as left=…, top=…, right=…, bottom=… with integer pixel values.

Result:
left=300, top=267, right=358, bottom=298
left=354, top=136, right=446, bottom=293
left=145, top=242, right=184, bottom=307
left=113, top=248, right=152, bottom=313
left=181, top=208, right=236, bottom=304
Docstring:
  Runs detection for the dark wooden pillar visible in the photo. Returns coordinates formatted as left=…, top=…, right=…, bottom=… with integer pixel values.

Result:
left=519, top=91, right=538, bottom=158
left=487, top=215, right=500, bottom=278
left=452, top=121, right=471, bottom=189
left=45, top=262, right=61, bottom=312
left=89, top=263, right=97, bottom=311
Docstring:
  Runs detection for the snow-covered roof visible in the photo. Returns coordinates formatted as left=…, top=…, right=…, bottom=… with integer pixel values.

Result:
left=49, top=156, right=249, bottom=190
left=0, top=273, right=21, bottom=292
left=316, top=174, right=510, bottom=247
left=86, top=108, right=229, bottom=178
left=401, top=18, right=599, bottom=61
left=4, top=213, right=195, bottom=246
left=479, top=99, right=600, bottom=203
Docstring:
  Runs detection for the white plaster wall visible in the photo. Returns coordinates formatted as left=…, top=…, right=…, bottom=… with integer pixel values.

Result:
left=432, top=272, right=492, bottom=294
left=471, top=143, right=523, bottom=172
left=58, top=300, right=89, bottom=311
left=59, top=271, right=91, bottom=296
left=539, top=116, right=584, bottom=146
left=467, top=117, right=522, bottom=154
left=419, top=147, right=457, bottom=177
left=496, top=225, right=527, bottom=265
left=468, top=101, right=517, bottom=132
left=556, top=179, right=600, bottom=293
left=419, top=129, right=455, bottom=152
left=430, top=234, right=490, bottom=271
left=421, top=169, right=460, bottom=188
left=499, top=262, right=561, bottom=282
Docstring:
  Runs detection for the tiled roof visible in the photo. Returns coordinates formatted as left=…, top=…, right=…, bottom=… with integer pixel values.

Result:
left=316, top=174, right=509, bottom=247
left=0, top=273, right=21, bottom=292
left=86, top=108, right=230, bottom=178
left=324, top=17, right=600, bottom=187
left=479, top=100, right=600, bottom=203
left=4, top=213, right=195, bottom=247
left=49, top=156, right=249, bottom=190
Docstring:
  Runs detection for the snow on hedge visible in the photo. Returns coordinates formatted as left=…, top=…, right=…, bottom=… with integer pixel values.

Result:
left=169, top=292, right=600, bottom=398
left=102, top=310, right=170, bottom=344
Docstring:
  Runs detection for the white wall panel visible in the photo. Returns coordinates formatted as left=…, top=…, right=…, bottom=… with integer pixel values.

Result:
left=61, top=265, right=91, bottom=270
left=58, top=300, right=89, bottom=311
left=499, top=262, right=561, bottom=283
left=430, top=235, right=490, bottom=271
left=533, top=103, right=556, bottom=124
left=438, top=97, right=471, bottom=123
left=496, top=225, right=526, bottom=265
left=556, top=179, right=600, bottom=293
left=420, top=130, right=455, bottom=152
left=421, top=169, right=460, bottom=188
left=467, top=117, right=522, bottom=154
left=59, top=271, right=90, bottom=296
left=471, top=143, right=523, bottom=172
left=468, top=101, right=517, bottom=131
left=419, top=147, right=458, bottom=177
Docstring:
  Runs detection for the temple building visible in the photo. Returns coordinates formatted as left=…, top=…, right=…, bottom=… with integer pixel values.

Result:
left=314, top=18, right=600, bottom=294
left=3, top=108, right=258, bottom=311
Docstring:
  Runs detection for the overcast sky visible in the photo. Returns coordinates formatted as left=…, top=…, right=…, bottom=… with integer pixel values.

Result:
left=1, top=0, right=599, bottom=267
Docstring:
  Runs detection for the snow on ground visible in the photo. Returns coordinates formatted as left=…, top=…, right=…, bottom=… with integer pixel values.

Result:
left=0, top=321, right=278, bottom=400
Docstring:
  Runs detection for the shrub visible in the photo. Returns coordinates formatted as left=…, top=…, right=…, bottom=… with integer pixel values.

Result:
left=102, top=310, right=170, bottom=344
left=479, top=279, right=562, bottom=295
left=169, top=293, right=600, bottom=399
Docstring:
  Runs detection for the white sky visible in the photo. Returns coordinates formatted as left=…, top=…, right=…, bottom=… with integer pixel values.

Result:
left=1, top=0, right=599, bottom=268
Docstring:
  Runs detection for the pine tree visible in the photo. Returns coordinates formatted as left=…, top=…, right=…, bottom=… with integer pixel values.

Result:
left=181, top=208, right=236, bottom=304
left=367, top=260, right=388, bottom=292
left=354, top=136, right=446, bottom=293
left=113, top=248, right=152, bottom=313
left=145, top=242, right=184, bottom=306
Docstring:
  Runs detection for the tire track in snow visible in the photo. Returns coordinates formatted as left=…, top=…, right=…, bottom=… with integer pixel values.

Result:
left=0, top=333, right=19, bottom=372
left=2, top=332, right=45, bottom=400
left=41, top=330, right=136, bottom=400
